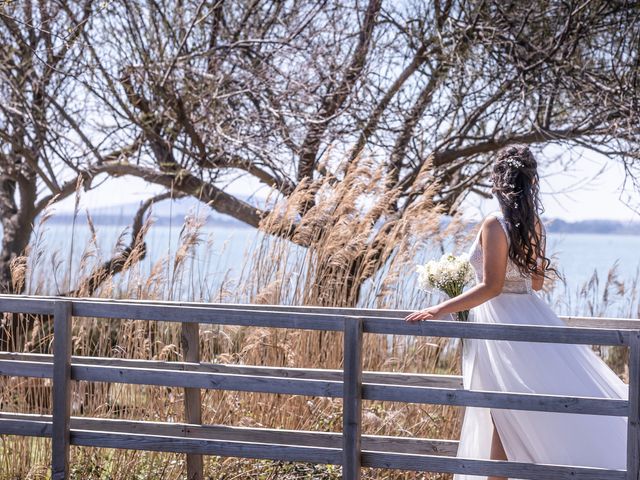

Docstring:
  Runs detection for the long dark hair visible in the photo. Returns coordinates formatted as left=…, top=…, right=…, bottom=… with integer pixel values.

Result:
left=491, top=145, right=555, bottom=278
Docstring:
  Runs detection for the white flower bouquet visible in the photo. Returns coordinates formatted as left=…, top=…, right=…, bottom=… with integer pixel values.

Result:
left=416, top=253, right=474, bottom=321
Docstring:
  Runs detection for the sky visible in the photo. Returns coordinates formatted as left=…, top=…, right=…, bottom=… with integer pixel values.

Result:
left=55, top=146, right=638, bottom=223
left=464, top=145, right=638, bottom=222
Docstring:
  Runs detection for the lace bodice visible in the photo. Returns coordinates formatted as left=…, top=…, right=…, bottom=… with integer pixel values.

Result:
left=468, top=211, right=533, bottom=294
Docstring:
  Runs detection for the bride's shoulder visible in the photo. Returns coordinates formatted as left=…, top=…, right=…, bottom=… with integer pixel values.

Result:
left=480, top=210, right=506, bottom=227
left=479, top=211, right=509, bottom=241
left=474, top=211, right=499, bottom=230
left=477, top=213, right=502, bottom=230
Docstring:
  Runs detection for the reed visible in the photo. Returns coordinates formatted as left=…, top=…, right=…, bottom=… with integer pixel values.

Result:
left=0, top=166, right=635, bottom=479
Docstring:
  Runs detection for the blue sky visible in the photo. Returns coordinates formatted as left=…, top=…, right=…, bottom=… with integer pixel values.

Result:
left=57, top=146, right=638, bottom=222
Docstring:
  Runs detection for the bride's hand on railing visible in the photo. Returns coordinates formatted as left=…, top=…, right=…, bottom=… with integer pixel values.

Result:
left=404, top=305, right=443, bottom=322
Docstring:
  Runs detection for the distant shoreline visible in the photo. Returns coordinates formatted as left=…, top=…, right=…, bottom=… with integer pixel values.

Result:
left=42, top=213, right=640, bottom=235
left=45, top=214, right=248, bottom=229
left=542, top=218, right=640, bottom=235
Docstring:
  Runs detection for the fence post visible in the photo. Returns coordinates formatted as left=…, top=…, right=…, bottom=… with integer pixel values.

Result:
left=181, top=322, right=203, bottom=480
left=343, top=316, right=363, bottom=480
left=52, top=301, right=73, bottom=480
left=627, top=331, right=640, bottom=480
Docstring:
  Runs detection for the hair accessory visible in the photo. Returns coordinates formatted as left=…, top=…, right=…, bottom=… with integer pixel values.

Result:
left=506, top=158, right=524, bottom=168
left=514, top=202, right=519, bottom=209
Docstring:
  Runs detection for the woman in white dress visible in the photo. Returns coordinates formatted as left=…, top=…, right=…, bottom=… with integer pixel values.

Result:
left=405, top=145, right=628, bottom=480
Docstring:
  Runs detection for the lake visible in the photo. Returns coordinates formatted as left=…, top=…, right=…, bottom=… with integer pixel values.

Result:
left=28, top=221, right=640, bottom=317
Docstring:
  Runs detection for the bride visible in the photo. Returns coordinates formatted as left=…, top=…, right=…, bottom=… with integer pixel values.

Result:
left=404, top=145, right=628, bottom=480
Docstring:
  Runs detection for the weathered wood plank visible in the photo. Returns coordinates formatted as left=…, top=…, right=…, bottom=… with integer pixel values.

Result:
left=0, top=296, right=55, bottom=314
left=72, top=302, right=346, bottom=331
left=0, top=359, right=53, bottom=378
left=361, top=451, right=626, bottom=479
left=0, top=295, right=634, bottom=346
left=0, top=412, right=460, bottom=456
left=66, top=305, right=639, bottom=346
left=3, top=295, right=390, bottom=317
left=2, top=355, right=622, bottom=415
left=0, top=416, right=52, bottom=437
left=343, top=317, right=363, bottom=480
left=627, top=331, right=640, bottom=480
left=564, top=317, right=640, bottom=330
left=71, top=429, right=343, bottom=464
left=0, top=351, right=464, bottom=388
left=181, top=322, right=203, bottom=480
left=3, top=294, right=640, bottom=329
left=0, top=414, right=627, bottom=479
left=2, top=412, right=618, bottom=480
left=52, top=301, right=72, bottom=480
left=72, top=305, right=631, bottom=346
left=71, top=363, right=344, bottom=397
left=127, top=300, right=640, bottom=331
left=363, top=317, right=630, bottom=346
left=363, top=384, right=628, bottom=416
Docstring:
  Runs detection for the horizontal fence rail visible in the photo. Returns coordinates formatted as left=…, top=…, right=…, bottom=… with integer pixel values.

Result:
left=0, top=294, right=637, bottom=480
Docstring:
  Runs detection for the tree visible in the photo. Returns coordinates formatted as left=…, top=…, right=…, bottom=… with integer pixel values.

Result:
left=0, top=1, right=93, bottom=290
left=1, top=0, right=638, bottom=305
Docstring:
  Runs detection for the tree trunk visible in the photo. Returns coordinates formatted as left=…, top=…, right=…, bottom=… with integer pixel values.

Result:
left=0, top=177, right=34, bottom=293
left=0, top=174, right=37, bottom=351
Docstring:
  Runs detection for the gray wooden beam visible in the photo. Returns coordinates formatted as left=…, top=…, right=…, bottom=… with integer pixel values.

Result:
left=52, top=301, right=72, bottom=480
left=361, top=450, right=626, bottom=479
left=0, top=355, right=625, bottom=415
left=343, top=316, right=363, bottom=480
left=0, top=412, right=460, bottom=456
left=3, top=294, right=640, bottom=329
left=70, top=429, right=342, bottom=465
left=363, top=317, right=630, bottom=346
left=0, top=351, right=464, bottom=388
left=70, top=363, right=344, bottom=397
left=0, top=295, right=633, bottom=346
left=0, top=414, right=625, bottom=479
left=363, top=384, right=628, bottom=416
left=627, top=331, right=640, bottom=480
left=181, top=322, right=203, bottom=480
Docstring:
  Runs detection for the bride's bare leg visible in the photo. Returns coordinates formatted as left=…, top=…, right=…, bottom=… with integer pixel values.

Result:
left=488, top=413, right=507, bottom=480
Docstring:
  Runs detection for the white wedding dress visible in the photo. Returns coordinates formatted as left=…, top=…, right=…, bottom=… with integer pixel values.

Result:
left=454, top=211, right=628, bottom=480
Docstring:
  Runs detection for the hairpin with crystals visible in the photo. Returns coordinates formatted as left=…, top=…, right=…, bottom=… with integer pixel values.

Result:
left=506, top=158, right=524, bottom=168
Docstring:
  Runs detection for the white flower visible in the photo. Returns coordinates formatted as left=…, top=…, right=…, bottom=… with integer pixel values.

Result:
left=416, top=253, right=474, bottom=294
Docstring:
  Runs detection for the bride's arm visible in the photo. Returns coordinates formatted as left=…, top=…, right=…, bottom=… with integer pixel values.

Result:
left=405, top=216, right=508, bottom=321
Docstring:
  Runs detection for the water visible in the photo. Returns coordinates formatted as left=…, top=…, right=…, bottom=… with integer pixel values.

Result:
left=547, top=232, right=640, bottom=281
left=26, top=220, right=640, bottom=315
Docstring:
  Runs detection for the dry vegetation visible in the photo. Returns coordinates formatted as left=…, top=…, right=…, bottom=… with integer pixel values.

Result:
left=0, top=165, right=636, bottom=479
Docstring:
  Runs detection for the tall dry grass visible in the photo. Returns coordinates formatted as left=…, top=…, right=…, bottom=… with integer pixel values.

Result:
left=0, top=160, right=635, bottom=479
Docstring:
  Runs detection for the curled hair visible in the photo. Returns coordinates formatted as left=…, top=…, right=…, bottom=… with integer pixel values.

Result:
left=491, top=145, right=556, bottom=278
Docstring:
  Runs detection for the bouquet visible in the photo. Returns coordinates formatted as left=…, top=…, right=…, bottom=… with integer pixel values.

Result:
left=416, top=253, right=474, bottom=321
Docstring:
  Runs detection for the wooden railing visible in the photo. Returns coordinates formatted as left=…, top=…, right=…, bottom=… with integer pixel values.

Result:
left=0, top=295, right=639, bottom=480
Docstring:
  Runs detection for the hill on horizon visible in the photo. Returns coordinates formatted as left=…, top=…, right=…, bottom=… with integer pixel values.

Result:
left=47, top=197, right=640, bottom=235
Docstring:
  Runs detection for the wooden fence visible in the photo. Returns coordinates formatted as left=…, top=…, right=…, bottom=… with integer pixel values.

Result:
left=0, top=295, right=639, bottom=480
